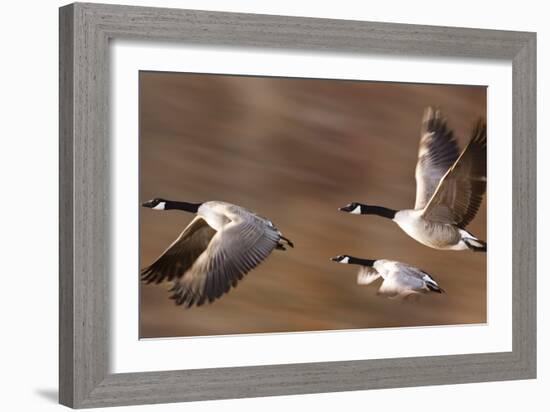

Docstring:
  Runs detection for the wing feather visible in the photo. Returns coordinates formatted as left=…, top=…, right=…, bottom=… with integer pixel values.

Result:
left=414, top=107, right=460, bottom=210
left=422, top=119, right=487, bottom=227
left=170, top=214, right=281, bottom=307
left=356, top=266, right=381, bottom=286
left=140, top=216, right=216, bottom=284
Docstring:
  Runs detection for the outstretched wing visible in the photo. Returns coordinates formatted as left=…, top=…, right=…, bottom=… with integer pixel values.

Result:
left=356, top=266, right=381, bottom=286
left=414, top=107, right=460, bottom=210
left=141, top=216, right=217, bottom=284
left=422, top=119, right=487, bottom=228
left=170, top=215, right=281, bottom=307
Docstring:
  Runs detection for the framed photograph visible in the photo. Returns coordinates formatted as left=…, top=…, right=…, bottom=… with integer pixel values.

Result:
left=59, top=2, right=536, bottom=408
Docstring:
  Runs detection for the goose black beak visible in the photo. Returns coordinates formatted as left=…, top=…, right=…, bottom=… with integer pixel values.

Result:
left=330, top=256, right=339, bottom=262
left=142, top=200, right=155, bottom=208
left=339, top=205, right=353, bottom=212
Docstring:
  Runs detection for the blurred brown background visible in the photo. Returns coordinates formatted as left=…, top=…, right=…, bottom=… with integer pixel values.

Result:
left=139, top=71, right=486, bottom=338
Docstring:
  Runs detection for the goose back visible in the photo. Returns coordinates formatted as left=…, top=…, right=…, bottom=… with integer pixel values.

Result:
left=374, top=260, right=442, bottom=296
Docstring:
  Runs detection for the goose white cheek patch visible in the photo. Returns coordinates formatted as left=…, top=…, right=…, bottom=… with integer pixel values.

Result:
left=340, top=257, right=350, bottom=264
left=350, top=206, right=361, bottom=214
left=152, top=202, right=166, bottom=210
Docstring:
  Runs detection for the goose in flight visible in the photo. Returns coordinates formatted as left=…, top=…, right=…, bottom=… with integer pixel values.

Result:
left=339, top=107, right=487, bottom=251
left=331, top=255, right=444, bottom=298
left=141, top=198, right=293, bottom=307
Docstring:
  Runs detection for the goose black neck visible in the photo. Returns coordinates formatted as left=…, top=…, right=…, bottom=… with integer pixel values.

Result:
left=362, top=205, right=397, bottom=219
left=349, top=257, right=376, bottom=267
left=165, top=201, right=202, bottom=213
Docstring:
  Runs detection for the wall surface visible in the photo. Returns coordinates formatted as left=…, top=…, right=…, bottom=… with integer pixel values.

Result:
left=0, top=0, right=546, bottom=411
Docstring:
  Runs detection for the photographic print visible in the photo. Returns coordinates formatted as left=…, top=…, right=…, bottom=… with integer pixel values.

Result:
left=139, top=72, right=486, bottom=338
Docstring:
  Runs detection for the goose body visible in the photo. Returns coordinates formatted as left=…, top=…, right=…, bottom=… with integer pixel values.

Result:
left=331, top=255, right=444, bottom=298
left=393, top=210, right=468, bottom=250
left=340, top=107, right=487, bottom=252
left=141, top=198, right=293, bottom=307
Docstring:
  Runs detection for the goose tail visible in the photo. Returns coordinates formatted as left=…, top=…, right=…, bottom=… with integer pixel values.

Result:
left=459, top=229, right=487, bottom=252
left=426, top=283, right=445, bottom=294
left=464, top=238, right=487, bottom=252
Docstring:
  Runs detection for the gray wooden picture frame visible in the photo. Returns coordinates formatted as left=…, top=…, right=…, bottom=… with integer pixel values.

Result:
left=59, top=2, right=536, bottom=408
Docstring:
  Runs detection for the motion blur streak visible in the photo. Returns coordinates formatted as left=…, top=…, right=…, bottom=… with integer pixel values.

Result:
left=139, top=72, right=486, bottom=338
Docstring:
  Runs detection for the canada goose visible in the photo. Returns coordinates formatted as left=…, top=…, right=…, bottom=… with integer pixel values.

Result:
left=339, top=107, right=487, bottom=251
left=141, top=198, right=293, bottom=307
left=331, top=255, right=444, bottom=298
